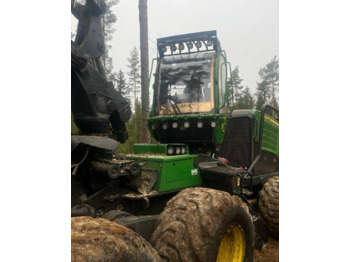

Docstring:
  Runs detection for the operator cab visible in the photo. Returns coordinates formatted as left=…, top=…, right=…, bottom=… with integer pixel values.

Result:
left=148, top=31, right=234, bottom=152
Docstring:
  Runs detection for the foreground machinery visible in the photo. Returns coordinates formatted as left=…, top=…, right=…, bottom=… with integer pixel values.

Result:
left=71, top=1, right=279, bottom=261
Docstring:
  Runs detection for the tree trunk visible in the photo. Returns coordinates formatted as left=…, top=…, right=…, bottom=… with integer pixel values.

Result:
left=139, top=0, right=150, bottom=143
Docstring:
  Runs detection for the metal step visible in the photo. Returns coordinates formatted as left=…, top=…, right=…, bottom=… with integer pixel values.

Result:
left=242, top=188, right=253, bottom=197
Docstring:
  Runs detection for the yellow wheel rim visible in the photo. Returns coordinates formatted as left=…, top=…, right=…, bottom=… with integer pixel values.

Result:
left=216, top=225, right=245, bottom=262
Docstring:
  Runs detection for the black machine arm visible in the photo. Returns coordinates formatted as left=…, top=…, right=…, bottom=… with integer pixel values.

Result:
left=72, top=0, right=107, bottom=61
left=71, top=0, right=131, bottom=143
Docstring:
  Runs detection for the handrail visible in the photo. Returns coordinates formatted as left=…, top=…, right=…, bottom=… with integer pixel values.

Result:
left=227, top=61, right=234, bottom=112
left=215, top=50, right=229, bottom=109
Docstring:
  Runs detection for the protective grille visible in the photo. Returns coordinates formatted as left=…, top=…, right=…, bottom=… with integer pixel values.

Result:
left=218, top=118, right=252, bottom=167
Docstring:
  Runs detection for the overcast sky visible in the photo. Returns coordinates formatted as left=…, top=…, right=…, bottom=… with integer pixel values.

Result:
left=72, top=0, right=278, bottom=92
left=108, top=0, right=278, bottom=94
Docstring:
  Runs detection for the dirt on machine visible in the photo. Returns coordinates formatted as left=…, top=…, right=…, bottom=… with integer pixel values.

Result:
left=71, top=1, right=279, bottom=261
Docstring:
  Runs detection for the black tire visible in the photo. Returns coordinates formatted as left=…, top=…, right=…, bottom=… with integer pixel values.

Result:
left=150, top=187, right=255, bottom=262
left=71, top=216, right=162, bottom=262
left=258, top=176, right=279, bottom=238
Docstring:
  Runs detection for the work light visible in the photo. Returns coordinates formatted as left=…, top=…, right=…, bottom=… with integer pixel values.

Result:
left=179, top=43, right=185, bottom=50
left=167, top=147, right=174, bottom=155
left=195, top=41, right=202, bottom=49
left=181, top=147, right=186, bottom=154
left=187, top=42, right=193, bottom=50
left=170, top=44, right=177, bottom=52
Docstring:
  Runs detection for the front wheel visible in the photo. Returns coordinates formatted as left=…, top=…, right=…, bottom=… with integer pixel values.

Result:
left=71, top=216, right=161, bottom=262
left=150, top=187, right=255, bottom=262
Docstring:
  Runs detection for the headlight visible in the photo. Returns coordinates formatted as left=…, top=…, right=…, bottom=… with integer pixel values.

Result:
left=181, top=147, right=186, bottom=154
left=210, top=121, right=216, bottom=128
left=172, top=122, right=178, bottom=128
left=175, top=147, right=181, bottom=155
left=197, top=121, right=203, bottom=128
left=167, top=147, right=174, bottom=155
left=151, top=123, right=156, bottom=130
left=162, top=123, right=169, bottom=130
left=184, top=121, right=190, bottom=128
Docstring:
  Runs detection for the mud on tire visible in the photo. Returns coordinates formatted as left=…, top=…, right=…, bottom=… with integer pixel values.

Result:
left=71, top=216, right=161, bottom=262
left=258, top=176, right=279, bottom=238
left=150, top=187, right=255, bottom=262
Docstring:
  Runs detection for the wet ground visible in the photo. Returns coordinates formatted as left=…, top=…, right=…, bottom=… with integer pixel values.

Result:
left=254, top=237, right=279, bottom=262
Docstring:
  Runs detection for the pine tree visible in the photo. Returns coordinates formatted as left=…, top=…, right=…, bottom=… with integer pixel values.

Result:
left=255, top=81, right=269, bottom=110
left=237, top=86, right=255, bottom=109
left=127, top=46, right=141, bottom=112
left=232, top=66, right=243, bottom=109
left=115, top=70, right=130, bottom=102
left=102, top=0, right=119, bottom=82
left=255, top=56, right=279, bottom=109
left=231, top=66, right=244, bottom=109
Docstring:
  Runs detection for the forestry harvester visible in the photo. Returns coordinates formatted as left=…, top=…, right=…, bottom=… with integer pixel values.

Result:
left=71, top=1, right=279, bottom=261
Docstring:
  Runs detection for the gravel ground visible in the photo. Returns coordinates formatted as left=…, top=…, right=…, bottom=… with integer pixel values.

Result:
left=254, top=237, right=279, bottom=262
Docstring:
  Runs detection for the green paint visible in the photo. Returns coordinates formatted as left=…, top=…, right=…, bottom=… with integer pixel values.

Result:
left=251, top=110, right=279, bottom=156
left=213, top=115, right=228, bottom=144
left=127, top=153, right=201, bottom=192
left=143, top=35, right=279, bottom=195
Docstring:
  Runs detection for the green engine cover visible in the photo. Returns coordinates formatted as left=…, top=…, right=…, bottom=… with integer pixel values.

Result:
left=251, top=110, right=279, bottom=156
left=127, top=144, right=202, bottom=192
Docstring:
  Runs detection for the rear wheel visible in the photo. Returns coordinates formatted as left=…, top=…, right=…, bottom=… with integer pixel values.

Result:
left=258, top=176, right=279, bottom=238
left=150, top=187, right=255, bottom=262
left=71, top=216, right=161, bottom=262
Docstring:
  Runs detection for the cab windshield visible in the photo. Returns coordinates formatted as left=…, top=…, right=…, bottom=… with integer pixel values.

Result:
left=155, top=52, right=215, bottom=116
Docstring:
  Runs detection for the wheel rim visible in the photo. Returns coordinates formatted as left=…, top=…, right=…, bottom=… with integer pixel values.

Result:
left=216, top=224, right=245, bottom=262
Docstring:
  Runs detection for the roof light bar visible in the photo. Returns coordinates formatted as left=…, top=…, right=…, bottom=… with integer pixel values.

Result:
left=157, top=30, right=221, bottom=57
